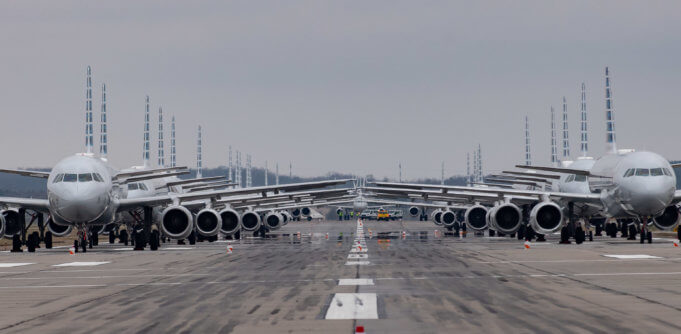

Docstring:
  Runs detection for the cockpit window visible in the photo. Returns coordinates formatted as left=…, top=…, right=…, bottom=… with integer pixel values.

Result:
left=635, top=168, right=650, bottom=176
left=127, top=183, right=139, bottom=191
left=650, top=168, right=664, bottom=176
left=139, top=183, right=148, bottom=191
left=565, top=175, right=575, bottom=182
left=663, top=168, right=673, bottom=176
left=52, top=174, right=64, bottom=183
left=623, top=169, right=635, bottom=177
left=63, top=174, right=77, bottom=182
left=78, top=173, right=93, bottom=182
left=574, top=175, right=587, bottom=182
left=93, top=173, right=104, bottom=182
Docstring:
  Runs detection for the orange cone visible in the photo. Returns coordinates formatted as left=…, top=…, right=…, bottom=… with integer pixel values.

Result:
left=227, top=244, right=233, bottom=254
left=524, top=241, right=531, bottom=249
left=674, top=240, right=679, bottom=247
left=69, top=247, right=75, bottom=255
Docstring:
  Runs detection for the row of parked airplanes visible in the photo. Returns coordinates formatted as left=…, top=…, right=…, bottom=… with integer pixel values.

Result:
left=1, top=66, right=680, bottom=251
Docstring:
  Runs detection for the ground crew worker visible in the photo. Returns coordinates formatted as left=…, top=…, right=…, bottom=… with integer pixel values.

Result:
left=338, top=211, right=343, bottom=221
left=350, top=211, right=354, bottom=220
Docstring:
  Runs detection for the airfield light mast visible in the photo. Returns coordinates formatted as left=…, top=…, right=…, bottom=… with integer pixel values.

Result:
left=265, top=160, right=269, bottom=186
left=441, top=161, right=445, bottom=185
left=466, top=153, right=471, bottom=186
left=100, top=83, right=107, bottom=159
left=276, top=163, right=279, bottom=185
left=228, top=146, right=233, bottom=182
left=477, top=144, right=483, bottom=183
left=85, top=66, right=93, bottom=154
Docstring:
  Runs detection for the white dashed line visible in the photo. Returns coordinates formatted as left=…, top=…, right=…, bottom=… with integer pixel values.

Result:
left=603, top=254, right=662, bottom=259
left=348, top=254, right=369, bottom=259
left=0, top=263, right=34, bottom=268
left=345, top=261, right=370, bottom=266
left=325, top=293, right=379, bottom=319
left=52, top=262, right=111, bottom=267
left=338, top=278, right=374, bottom=286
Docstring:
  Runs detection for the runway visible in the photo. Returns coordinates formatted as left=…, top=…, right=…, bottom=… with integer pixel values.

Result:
left=2, top=219, right=681, bottom=333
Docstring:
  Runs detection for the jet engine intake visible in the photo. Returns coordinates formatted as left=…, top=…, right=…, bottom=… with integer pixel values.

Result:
left=241, top=211, right=261, bottom=231
left=161, top=206, right=194, bottom=239
left=652, top=205, right=680, bottom=231
left=264, top=212, right=284, bottom=230
left=1, top=209, right=21, bottom=239
left=408, top=206, right=420, bottom=217
left=196, top=209, right=222, bottom=237
left=529, top=201, right=564, bottom=234
left=441, top=210, right=458, bottom=227
left=489, top=203, right=522, bottom=234
left=47, top=218, right=73, bottom=237
left=219, top=208, right=241, bottom=236
left=464, top=205, right=488, bottom=230
left=431, top=209, right=443, bottom=225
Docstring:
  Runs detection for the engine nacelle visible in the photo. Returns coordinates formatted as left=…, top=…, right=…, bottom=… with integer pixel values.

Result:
left=489, top=203, right=522, bottom=234
left=279, top=211, right=292, bottom=225
left=291, top=208, right=301, bottom=218
left=241, top=211, right=261, bottom=231
left=301, top=207, right=311, bottom=217
left=430, top=209, right=443, bottom=225
left=441, top=210, right=458, bottom=227
left=264, top=212, right=284, bottom=230
left=464, top=205, right=488, bottom=230
left=1, top=209, right=22, bottom=239
left=0, top=213, right=5, bottom=237
left=47, top=218, right=73, bottom=237
left=529, top=201, right=564, bottom=234
left=653, top=205, right=680, bottom=231
left=195, top=209, right=222, bottom=237
left=219, top=208, right=241, bottom=236
left=336, top=208, right=343, bottom=215
left=161, top=206, right=194, bottom=239
left=408, top=206, right=420, bottom=217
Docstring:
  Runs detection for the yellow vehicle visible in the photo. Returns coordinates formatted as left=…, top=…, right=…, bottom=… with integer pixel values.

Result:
left=377, top=209, right=390, bottom=221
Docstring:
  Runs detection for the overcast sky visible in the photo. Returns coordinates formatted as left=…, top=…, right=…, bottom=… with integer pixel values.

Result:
left=1, top=1, right=680, bottom=178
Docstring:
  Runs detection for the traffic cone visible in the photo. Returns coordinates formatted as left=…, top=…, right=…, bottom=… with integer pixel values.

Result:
left=524, top=241, right=531, bottom=249
left=325, top=233, right=329, bottom=240
left=69, top=247, right=75, bottom=255
left=297, top=231, right=301, bottom=239
left=355, top=325, right=365, bottom=333
left=227, top=244, right=233, bottom=254
left=402, top=231, right=406, bottom=239
left=674, top=240, right=679, bottom=247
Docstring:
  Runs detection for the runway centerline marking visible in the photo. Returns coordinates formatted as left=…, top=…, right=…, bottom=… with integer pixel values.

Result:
left=338, top=278, right=374, bottom=286
left=345, top=261, right=370, bottom=266
left=603, top=254, right=662, bottom=259
left=52, top=262, right=111, bottom=267
left=325, top=293, right=379, bottom=319
left=348, top=254, right=368, bottom=259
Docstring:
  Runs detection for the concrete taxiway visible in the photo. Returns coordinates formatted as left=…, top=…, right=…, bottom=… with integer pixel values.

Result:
left=1, top=219, right=681, bottom=333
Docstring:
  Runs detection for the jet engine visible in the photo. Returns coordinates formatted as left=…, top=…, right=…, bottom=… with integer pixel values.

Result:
left=408, top=206, right=420, bottom=217
left=241, top=211, right=261, bottom=231
left=1, top=209, right=22, bottom=239
left=160, top=206, right=194, bottom=239
left=529, top=201, right=564, bottom=234
left=336, top=208, right=343, bottom=215
left=489, top=203, right=522, bottom=234
left=219, top=208, right=241, bottom=236
left=430, top=209, right=443, bottom=225
left=464, top=205, right=488, bottom=230
left=279, top=211, right=292, bottom=225
left=264, top=212, right=284, bottom=230
left=652, top=205, right=680, bottom=231
left=0, top=213, right=5, bottom=237
left=195, top=208, right=222, bottom=237
left=291, top=208, right=301, bottom=218
left=47, top=218, right=73, bottom=237
left=301, top=207, right=311, bottom=217
left=441, top=210, right=458, bottom=228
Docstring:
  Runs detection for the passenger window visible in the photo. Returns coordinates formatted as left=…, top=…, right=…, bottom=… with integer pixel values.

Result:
left=78, top=173, right=93, bottom=182
left=63, top=174, right=77, bottom=182
left=650, top=168, right=664, bottom=176
left=635, top=169, right=650, bottom=176
left=127, top=183, right=139, bottom=190
left=574, top=175, right=587, bottom=182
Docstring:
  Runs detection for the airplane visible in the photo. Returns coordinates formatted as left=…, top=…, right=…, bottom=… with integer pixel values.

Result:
left=368, top=67, right=681, bottom=244
left=0, top=66, right=353, bottom=252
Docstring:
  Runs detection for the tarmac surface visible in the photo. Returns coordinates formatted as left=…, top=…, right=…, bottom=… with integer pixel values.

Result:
left=2, top=219, right=681, bottom=333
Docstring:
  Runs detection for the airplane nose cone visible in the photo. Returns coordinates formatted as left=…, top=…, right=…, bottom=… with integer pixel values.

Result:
left=630, top=179, right=674, bottom=216
left=51, top=188, right=110, bottom=223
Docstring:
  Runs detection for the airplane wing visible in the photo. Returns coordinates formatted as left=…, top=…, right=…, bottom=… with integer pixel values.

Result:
left=251, top=198, right=355, bottom=212
left=0, top=168, right=50, bottom=179
left=363, top=198, right=469, bottom=210
left=113, top=166, right=189, bottom=180
left=0, top=197, right=50, bottom=211
left=120, top=171, right=190, bottom=183
left=513, top=165, right=591, bottom=176
left=116, top=179, right=354, bottom=211
left=369, top=182, right=602, bottom=205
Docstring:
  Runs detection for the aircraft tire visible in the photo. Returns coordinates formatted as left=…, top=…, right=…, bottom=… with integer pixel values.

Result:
left=188, top=231, right=196, bottom=245
left=150, top=230, right=159, bottom=251
left=109, top=231, right=115, bottom=244
left=647, top=231, right=653, bottom=244
left=27, top=234, right=36, bottom=252
left=120, top=230, right=129, bottom=245
left=44, top=232, right=53, bottom=249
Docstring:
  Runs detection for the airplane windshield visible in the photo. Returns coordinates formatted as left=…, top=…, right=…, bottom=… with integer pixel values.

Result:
left=635, top=169, right=650, bottom=176
left=650, top=168, right=664, bottom=176
left=63, top=174, right=77, bottom=182
left=663, top=168, right=673, bottom=176
left=52, top=174, right=64, bottom=183
left=78, top=173, right=93, bottom=182
left=623, top=169, right=635, bottom=177
left=128, top=183, right=139, bottom=190
left=574, top=175, right=587, bottom=182
left=93, top=173, right=104, bottom=182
